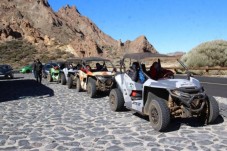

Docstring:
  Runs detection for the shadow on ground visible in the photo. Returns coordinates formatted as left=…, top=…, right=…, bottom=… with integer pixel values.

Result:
left=0, top=76, right=24, bottom=80
left=68, top=86, right=110, bottom=98
left=133, top=112, right=224, bottom=132
left=0, top=79, right=54, bottom=102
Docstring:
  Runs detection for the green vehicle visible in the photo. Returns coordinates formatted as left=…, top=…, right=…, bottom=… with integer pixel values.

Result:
left=20, top=64, right=33, bottom=73
left=47, top=65, right=60, bottom=82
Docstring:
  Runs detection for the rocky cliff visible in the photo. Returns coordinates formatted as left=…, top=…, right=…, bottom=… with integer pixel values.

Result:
left=0, top=0, right=157, bottom=58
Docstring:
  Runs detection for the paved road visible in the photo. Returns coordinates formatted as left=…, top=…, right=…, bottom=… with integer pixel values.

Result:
left=0, top=74, right=227, bottom=150
left=175, top=75, right=227, bottom=98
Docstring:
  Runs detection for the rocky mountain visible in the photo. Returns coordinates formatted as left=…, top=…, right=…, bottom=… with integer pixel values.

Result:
left=0, top=0, right=157, bottom=59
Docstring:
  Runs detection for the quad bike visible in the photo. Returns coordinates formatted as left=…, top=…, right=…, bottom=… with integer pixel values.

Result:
left=109, top=52, right=219, bottom=132
left=47, top=65, right=60, bottom=83
left=75, top=57, right=117, bottom=98
left=59, top=58, right=82, bottom=89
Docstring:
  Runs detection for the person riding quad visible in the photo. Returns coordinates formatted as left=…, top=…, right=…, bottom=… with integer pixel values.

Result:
left=127, top=62, right=139, bottom=82
left=76, top=63, right=82, bottom=70
left=149, top=62, right=160, bottom=80
left=69, top=63, right=74, bottom=69
left=96, top=63, right=103, bottom=71
left=138, top=64, right=146, bottom=83
left=81, top=65, right=92, bottom=73
left=149, top=59, right=174, bottom=80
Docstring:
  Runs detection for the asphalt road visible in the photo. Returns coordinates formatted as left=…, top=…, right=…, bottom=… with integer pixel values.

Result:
left=176, top=75, right=227, bottom=98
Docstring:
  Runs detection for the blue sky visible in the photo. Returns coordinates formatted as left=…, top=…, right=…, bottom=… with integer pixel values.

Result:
left=48, top=0, right=227, bottom=54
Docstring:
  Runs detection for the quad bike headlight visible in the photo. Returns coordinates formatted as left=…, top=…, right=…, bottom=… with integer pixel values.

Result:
left=105, top=78, right=113, bottom=86
left=171, top=90, right=191, bottom=98
left=97, top=76, right=113, bottom=86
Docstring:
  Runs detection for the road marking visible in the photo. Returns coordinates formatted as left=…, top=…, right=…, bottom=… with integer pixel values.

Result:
left=201, top=82, right=227, bottom=86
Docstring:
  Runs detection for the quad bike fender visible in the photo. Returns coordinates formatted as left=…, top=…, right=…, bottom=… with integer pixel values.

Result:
left=189, top=77, right=201, bottom=88
left=144, top=78, right=200, bottom=89
left=114, top=74, right=125, bottom=92
left=86, top=76, right=96, bottom=83
left=143, top=91, right=168, bottom=115
left=85, top=76, right=97, bottom=89
left=143, top=79, right=172, bottom=89
left=62, top=68, right=68, bottom=76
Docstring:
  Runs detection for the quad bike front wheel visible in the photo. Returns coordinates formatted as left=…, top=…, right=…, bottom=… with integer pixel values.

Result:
left=87, top=78, right=96, bottom=98
left=199, top=96, right=219, bottom=124
left=109, top=88, right=125, bottom=111
left=67, top=76, right=73, bottom=89
left=148, top=98, right=170, bottom=132
left=207, top=96, right=219, bottom=124
left=76, top=77, right=82, bottom=92
left=42, top=72, right=47, bottom=79
left=61, top=73, right=66, bottom=85
left=47, top=74, right=53, bottom=82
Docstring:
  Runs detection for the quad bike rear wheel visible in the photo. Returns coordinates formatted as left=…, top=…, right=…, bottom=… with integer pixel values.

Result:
left=148, top=96, right=170, bottom=132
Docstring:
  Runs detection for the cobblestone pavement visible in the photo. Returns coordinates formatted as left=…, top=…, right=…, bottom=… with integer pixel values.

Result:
left=0, top=74, right=227, bottom=151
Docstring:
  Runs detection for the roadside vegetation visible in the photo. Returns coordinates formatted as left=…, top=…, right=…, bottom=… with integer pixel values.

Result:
left=180, top=40, right=227, bottom=75
left=181, top=40, right=227, bottom=67
left=0, top=40, right=74, bottom=69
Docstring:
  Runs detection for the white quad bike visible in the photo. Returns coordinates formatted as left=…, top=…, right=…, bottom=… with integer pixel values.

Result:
left=109, top=52, right=219, bottom=132
left=60, top=58, right=82, bottom=89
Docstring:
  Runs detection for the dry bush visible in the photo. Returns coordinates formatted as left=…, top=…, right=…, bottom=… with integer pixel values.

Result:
left=0, top=40, right=38, bottom=69
left=0, top=40, right=75, bottom=69
left=181, top=40, right=227, bottom=67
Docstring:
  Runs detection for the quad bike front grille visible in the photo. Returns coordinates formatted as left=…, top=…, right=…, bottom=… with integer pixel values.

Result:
left=170, top=88, right=207, bottom=113
left=97, top=77, right=114, bottom=91
left=97, top=76, right=114, bottom=86
left=190, top=98, right=206, bottom=113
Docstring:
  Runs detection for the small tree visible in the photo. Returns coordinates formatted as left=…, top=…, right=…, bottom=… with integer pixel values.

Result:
left=181, top=40, right=227, bottom=67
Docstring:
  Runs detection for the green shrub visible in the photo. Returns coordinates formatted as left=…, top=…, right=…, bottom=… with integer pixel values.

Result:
left=181, top=40, right=227, bottom=67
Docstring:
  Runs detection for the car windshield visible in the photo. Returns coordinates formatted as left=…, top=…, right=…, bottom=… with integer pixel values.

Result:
left=0, top=66, right=4, bottom=71
left=51, top=63, right=58, bottom=67
left=45, top=63, right=58, bottom=69
left=0, top=65, right=10, bottom=71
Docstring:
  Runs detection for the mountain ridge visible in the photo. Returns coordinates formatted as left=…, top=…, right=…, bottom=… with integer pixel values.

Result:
left=0, top=0, right=157, bottom=59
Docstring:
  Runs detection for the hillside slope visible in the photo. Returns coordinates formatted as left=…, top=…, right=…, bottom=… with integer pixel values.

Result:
left=0, top=0, right=157, bottom=63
